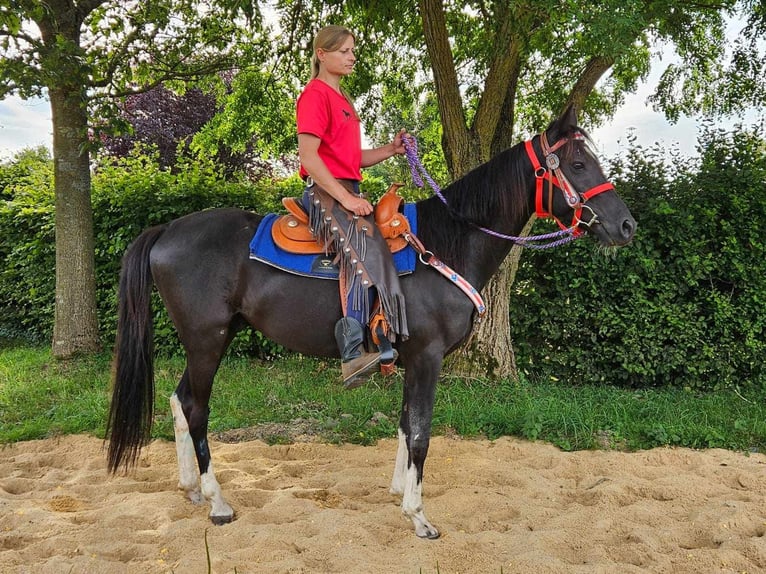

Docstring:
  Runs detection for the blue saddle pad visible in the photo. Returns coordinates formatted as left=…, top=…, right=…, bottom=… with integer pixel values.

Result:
left=249, top=203, right=418, bottom=280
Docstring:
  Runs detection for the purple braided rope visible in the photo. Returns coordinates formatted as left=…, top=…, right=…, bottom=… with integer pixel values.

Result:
left=403, top=135, right=582, bottom=249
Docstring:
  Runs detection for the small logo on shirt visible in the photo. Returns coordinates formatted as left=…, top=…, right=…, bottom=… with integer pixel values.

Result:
left=342, top=109, right=351, bottom=120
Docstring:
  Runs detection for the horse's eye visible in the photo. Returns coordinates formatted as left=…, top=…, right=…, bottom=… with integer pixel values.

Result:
left=572, top=161, right=585, bottom=171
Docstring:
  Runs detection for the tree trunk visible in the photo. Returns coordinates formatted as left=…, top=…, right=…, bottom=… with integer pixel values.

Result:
left=418, top=0, right=477, bottom=176
left=49, top=86, right=100, bottom=358
left=416, top=2, right=616, bottom=381
left=444, top=216, right=535, bottom=378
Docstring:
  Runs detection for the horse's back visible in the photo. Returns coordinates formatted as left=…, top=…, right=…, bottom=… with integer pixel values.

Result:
left=148, top=208, right=257, bottom=267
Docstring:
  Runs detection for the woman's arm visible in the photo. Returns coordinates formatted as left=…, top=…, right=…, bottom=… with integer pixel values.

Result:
left=298, top=133, right=373, bottom=216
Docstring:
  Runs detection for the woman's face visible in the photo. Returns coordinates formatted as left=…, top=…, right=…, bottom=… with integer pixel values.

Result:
left=318, top=35, right=356, bottom=77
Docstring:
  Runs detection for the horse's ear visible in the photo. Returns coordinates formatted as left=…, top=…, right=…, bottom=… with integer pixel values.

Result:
left=545, top=104, right=579, bottom=141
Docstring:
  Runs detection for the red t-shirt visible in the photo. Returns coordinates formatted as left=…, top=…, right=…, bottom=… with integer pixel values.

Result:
left=297, top=78, right=362, bottom=181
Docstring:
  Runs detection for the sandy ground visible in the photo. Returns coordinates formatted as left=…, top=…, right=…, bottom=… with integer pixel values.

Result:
left=2, top=434, right=766, bottom=573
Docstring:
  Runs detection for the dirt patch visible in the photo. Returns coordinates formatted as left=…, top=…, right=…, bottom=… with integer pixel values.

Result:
left=2, top=434, right=766, bottom=573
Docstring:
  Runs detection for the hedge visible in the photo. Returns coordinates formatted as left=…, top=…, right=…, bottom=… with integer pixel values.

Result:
left=510, top=125, right=766, bottom=391
left=0, top=147, right=292, bottom=356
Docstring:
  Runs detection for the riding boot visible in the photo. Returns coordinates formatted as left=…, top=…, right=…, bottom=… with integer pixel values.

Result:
left=334, top=317, right=380, bottom=389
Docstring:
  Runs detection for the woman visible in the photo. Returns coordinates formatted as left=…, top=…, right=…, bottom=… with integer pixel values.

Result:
left=296, top=25, right=409, bottom=388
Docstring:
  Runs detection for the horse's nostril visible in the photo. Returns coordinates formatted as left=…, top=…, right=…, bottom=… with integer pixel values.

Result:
left=622, top=218, right=637, bottom=239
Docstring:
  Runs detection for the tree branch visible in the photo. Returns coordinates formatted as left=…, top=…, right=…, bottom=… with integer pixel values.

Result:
left=0, top=29, right=42, bottom=47
left=563, top=55, right=615, bottom=113
left=90, top=26, right=152, bottom=90
left=76, top=0, right=109, bottom=15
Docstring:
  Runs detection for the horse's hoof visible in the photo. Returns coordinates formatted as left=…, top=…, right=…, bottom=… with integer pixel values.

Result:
left=210, top=513, right=234, bottom=525
left=415, top=524, right=440, bottom=539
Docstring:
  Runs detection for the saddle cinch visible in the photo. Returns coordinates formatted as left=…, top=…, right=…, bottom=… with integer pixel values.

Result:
left=271, top=183, right=412, bottom=255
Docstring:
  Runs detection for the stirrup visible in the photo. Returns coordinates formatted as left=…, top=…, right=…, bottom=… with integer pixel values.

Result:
left=375, top=325, right=397, bottom=376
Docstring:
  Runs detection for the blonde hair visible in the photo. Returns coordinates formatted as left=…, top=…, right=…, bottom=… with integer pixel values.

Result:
left=309, top=25, right=357, bottom=114
left=310, top=25, right=356, bottom=79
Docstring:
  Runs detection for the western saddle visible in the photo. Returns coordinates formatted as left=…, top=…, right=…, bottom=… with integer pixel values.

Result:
left=271, top=183, right=412, bottom=255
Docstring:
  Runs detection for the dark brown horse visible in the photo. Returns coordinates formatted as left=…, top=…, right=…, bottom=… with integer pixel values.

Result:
left=106, top=106, right=636, bottom=538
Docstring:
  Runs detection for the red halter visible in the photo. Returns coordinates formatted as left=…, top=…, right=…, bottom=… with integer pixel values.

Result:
left=524, top=132, right=614, bottom=236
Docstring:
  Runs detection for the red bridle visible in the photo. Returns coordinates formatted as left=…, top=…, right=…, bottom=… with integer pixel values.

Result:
left=524, top=132, right=614, bottom=236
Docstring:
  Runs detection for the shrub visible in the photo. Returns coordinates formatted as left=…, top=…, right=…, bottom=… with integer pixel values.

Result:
left=3, top=126, right=764, bottom=393
left=510, top=124, right=766, bottom=391
left=0, top=148, right=56, bottom=341
left=0, top=145, right=296, bottom=356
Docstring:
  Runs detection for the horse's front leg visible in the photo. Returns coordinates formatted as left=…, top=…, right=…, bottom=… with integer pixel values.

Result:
left=391, top=361, right=440, bottom=539
left=174, top=370, right=234, bottom=524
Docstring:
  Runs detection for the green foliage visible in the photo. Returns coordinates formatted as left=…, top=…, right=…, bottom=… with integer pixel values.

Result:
left=3, top=124, right=764, bottom=391
left=649, top=4, right=765, bottom=120
left=0, top=148, right=55, bottom=341
left=511, top=124, right=766, bottom=391
left=190, top=70, right=298, bottom=160
left=0, top=145, right=295, bottom=355
left=1, top=1, right=270, bottom=108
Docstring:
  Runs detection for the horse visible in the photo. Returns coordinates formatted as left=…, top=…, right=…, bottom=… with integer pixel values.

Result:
left=106, top=106, right=636, bottom=539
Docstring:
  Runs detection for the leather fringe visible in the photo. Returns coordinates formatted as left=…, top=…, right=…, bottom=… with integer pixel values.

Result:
left=307, top=183, right=408, bottom=339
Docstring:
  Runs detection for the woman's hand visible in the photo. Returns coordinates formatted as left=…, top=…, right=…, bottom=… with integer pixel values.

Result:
left=341, top=193, right=373, bottom=216
left=360, top=128, right=412, bottom=168
left=390, top=128, right=411, bottom=156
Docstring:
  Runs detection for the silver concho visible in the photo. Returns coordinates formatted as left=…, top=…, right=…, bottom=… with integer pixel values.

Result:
left=546, top=153, right=560, bottom=170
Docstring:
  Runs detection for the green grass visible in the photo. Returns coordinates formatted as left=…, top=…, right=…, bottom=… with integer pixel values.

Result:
left=2, top=340, right=766, bottom=453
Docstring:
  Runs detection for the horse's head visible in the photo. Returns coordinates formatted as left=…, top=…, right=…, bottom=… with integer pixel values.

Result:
left=533, top=105, right=636, bottom=247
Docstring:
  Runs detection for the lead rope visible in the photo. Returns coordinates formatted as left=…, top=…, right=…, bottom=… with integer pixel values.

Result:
left=402, top=135, right=582, bottom=249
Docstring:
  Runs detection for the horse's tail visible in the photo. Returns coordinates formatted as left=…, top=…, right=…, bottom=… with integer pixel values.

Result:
left=106, top=224, right=167, bottom=473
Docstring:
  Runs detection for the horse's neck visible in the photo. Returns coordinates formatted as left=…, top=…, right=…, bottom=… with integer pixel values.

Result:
left=462, top=228, right=520, bottom=288
left=414, top=144, right=535, bottom=286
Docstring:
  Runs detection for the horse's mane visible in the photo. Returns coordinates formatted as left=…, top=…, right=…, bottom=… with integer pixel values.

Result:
left=414, top=139, right=532, bottom=273
left=414, top=126, right=593, bottom=274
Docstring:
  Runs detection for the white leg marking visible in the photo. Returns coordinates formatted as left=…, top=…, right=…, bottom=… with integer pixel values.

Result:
left=170, top=394, right=203, bottom=504
left=401, top=464, right=439, bottom=538
left=201, top=462, right=234, bottom=523
left=390, top=428, right=408, bottom=495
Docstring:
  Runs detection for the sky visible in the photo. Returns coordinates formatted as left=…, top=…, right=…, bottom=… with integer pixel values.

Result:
left=590, top=62, right=763, bottom=161
left=0, top=95, right=51, bottom=159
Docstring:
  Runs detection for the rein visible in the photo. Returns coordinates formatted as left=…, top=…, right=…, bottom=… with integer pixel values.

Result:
left=402, top=134, right=608, bottom=249
left=401, top=230, right=487, bottom=316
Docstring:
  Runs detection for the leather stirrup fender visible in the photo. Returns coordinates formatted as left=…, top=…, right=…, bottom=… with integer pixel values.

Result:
left=369, top=311, right=397, bottom=376
left=374, top=183, right=410, bottom=251
left=369, top=311, right=388, bottom=346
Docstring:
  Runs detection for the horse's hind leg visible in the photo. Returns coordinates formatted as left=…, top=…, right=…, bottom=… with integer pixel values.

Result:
left=170, top=372, right=204, bottom=504
left=172, top=351, right=234, bottom=524
left=391, top=359, right=440, bottom=539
